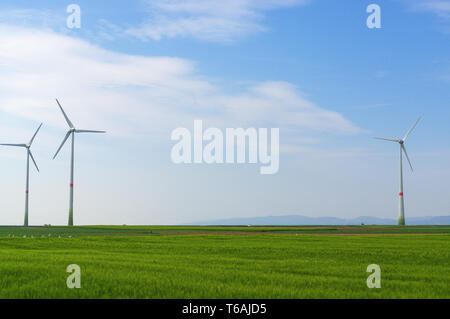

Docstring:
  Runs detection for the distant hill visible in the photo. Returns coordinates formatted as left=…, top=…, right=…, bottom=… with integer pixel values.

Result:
left=187, top=215, right=450, bottom=226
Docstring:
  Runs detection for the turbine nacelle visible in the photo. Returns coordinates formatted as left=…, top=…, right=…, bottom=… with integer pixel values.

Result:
left=0, top=123, right=42, bottom=172
left=53, top=99, right=106, bottom=160
left=374, top=117, right=421, bottom=172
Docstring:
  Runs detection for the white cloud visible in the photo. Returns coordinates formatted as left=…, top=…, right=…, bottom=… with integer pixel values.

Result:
left=123, top=0, right=310, bottom=42
left=401, top=0, right=450, bottom=32
left=416, top=1, right=450, bottom=19
left=0, top=8, right=64, bottom=29
left=209, top=82, right=360, bottom=134
left=0, top=25, right=361, bottom=144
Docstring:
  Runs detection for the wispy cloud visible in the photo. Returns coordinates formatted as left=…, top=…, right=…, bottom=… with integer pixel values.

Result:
left=401, top=0, right=450, bottom=33
left=122, top=0, right=310, bottom=42
left=0, top=24, right=361, bottom=146
left=351, top=103, right=392, bottom=110
left=416, top=1, right=450, bottom=19
left=0, top=8, right=64, bottom=29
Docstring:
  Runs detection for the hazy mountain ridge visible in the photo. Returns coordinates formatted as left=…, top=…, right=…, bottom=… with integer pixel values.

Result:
left=188, top=215, right=450, bottom=225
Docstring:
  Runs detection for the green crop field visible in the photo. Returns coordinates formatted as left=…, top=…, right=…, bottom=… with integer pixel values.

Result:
left=0, top=225, right=449, bottom=299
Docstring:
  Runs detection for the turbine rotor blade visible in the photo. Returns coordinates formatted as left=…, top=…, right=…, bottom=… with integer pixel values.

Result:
left=53, top=131, right=71, bottom=159
left=56, top=99, right=74, bottom=129
left=75, top=129, right=106, bottom=133
left=403, top=116, right=421, bottom=141
left=0, top=143, right=27, bottom=147
left=29, top=123, right=43, bottom=146
left=401, top=145, right=413, bottom=172
left=28, top=150, right=39, bottom=172
left=374, top=137, right=400, bottom=143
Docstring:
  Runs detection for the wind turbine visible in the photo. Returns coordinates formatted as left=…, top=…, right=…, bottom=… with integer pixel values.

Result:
left=375, top=117, right=421, bottom=225
left=53, top=99, right=105, bottom=226
left=0, top=123, right=42, bottom=226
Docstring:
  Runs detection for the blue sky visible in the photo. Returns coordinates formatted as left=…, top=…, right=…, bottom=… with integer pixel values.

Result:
left=0, top=0, right=449, bottom=225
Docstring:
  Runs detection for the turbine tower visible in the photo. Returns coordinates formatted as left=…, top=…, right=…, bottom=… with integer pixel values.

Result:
left=53, top=99, right=105, bottom=226
left=0, top=123, right=42, bottom=226
left=375, top=117, right=421, bottom=225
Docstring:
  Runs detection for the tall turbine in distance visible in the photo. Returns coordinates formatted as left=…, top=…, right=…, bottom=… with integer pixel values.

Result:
left=0, top=123, right=42, bottom=226
left=53, top=99, right=106, bottom=226
left=375, top=117, right=421, bottom=225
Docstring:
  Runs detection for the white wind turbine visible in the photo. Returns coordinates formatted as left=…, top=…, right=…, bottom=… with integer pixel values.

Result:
left=53, top=99, right=105, bottom=226
left=375, top=117, right=421, bottom=225
left=0, top=123, right=42, bottom=226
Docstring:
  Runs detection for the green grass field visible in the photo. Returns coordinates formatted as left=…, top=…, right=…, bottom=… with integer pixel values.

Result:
left=0, top=225, right=449, bottom=299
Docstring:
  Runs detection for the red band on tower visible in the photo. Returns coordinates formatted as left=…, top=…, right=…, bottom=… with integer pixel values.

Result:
left=70, top=184, right=73, bottom=188
left=26, top=190, right=29, bottom=194
left=399, top=192, right=403, bottom=196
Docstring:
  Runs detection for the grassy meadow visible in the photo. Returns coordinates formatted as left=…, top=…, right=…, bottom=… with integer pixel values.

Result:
left=0, top=225, right=449, bottom=298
